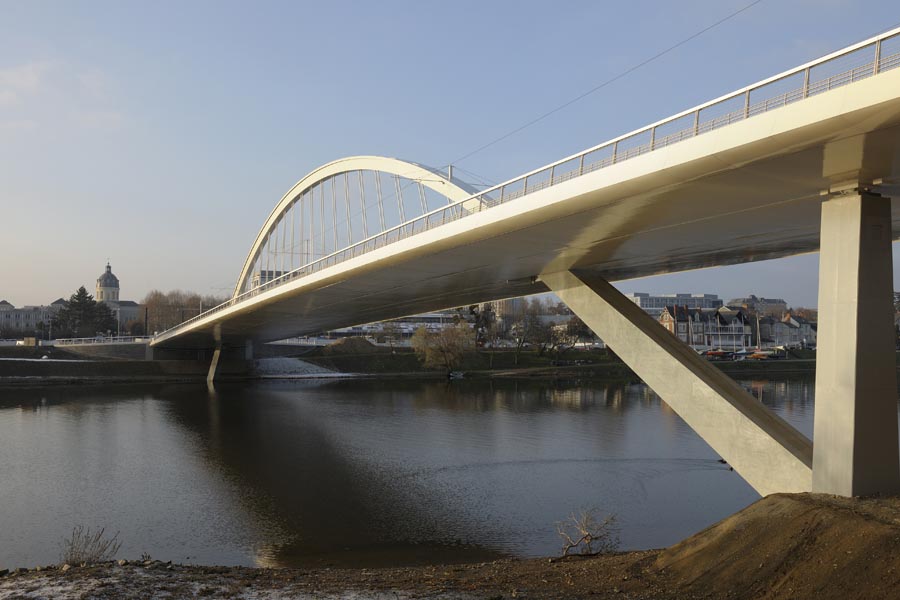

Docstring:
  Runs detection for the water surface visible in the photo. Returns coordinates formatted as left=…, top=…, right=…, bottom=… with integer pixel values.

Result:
left=0, top=377, right=817, bottom=568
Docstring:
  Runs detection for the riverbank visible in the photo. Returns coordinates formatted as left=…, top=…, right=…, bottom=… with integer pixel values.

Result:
left=296, top=338, right=818, bottom=379
left=2, top=492, right=898, bottom=599
left=0, top=339, right=822, bottom=387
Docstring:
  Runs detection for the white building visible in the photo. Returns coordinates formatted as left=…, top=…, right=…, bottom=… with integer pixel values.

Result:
left=95, top=263, right=143, bottom=330
left=0, top=299, right=65, bottom=337
left=626, top=293, right=723, bottom=318
left=659, top=305, right=752, bottom=350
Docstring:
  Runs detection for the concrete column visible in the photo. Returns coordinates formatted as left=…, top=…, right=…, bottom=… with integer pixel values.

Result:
left=812, top=191, right=900, bottom=496
left=542, top=269, right=812, bottom=496
left=207, top=344, right=223, bottom=385
left=243, top=339, right=254, bottom=361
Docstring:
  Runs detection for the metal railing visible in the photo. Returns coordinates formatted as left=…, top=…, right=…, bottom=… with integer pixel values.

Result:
left=54, top=336, right=153, bottom=346
left=157, top=27, right=900, bottom=341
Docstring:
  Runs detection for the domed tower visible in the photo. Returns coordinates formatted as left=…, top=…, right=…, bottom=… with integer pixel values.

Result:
left=96, top=262, right=120, bottom=306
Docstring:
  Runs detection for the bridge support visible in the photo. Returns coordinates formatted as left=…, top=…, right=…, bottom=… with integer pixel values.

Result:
left=207, top=344, right=223, bottom=385
left=541, top=269, right=813, bottom=496
left=206, top=340, right=254, bottom=383
left=812, top=190, right=900, bottom=496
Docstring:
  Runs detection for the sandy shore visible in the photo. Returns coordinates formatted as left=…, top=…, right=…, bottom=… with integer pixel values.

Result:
left=3, top=493, right=900, bottom=600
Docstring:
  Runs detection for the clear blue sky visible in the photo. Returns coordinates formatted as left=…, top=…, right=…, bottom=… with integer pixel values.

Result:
left=1, top=0, right=898, bottom=308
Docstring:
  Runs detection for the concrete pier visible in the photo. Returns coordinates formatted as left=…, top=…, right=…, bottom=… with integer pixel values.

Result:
left=812, top=191, right=900, bottom=496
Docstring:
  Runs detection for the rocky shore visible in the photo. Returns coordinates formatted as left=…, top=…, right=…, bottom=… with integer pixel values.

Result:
left=3, top=493, right=900, bottom=600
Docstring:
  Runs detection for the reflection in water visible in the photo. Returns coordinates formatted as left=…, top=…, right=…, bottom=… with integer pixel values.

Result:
left=0, top=377, right=822, bottom=569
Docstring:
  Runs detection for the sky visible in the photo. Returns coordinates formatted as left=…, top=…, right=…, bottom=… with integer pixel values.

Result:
left=1, top=0, right=898, bottom=309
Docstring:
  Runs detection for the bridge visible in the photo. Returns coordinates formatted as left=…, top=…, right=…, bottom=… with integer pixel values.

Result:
left=152, top=28, right=900, bottom=499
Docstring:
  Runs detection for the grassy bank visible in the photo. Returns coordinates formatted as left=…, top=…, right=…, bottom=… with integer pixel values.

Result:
left=299, top=338, right=817, bottom=378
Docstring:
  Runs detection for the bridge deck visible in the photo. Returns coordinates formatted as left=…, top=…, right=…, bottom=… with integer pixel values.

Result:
left=154, top=41, right=900, bottom=349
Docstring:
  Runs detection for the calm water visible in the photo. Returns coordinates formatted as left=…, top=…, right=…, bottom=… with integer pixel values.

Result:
left=0, top=377, right=817, bottom=569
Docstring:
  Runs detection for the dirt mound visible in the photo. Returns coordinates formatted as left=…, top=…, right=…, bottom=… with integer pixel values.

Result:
left=654, top=492, right=900, bottom=599
left=320, top=337, right=385, bottom=355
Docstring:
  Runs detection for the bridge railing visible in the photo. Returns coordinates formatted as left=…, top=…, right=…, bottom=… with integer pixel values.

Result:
left=54, top=336, right=153, bottom=346
left=158, top=27, right=900, bottom=339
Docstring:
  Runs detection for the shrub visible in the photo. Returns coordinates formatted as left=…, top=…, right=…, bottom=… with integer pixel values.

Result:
left=60, top=526, right=122, bottom=565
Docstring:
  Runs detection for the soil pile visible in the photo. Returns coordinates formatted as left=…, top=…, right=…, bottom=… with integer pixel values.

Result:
left=653, top=492, right=900, bottom=599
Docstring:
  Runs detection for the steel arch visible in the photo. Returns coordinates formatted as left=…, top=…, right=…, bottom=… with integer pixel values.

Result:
left=234, top=156, right=477, bottom=296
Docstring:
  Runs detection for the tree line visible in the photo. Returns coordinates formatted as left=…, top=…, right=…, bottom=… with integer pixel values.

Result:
left=141, top=290, right=229, bottom=334
left=38, top=287, right=229, bottom=338
left=410, top=302, right=595, bottom=373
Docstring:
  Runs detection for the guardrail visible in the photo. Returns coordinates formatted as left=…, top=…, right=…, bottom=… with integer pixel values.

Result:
left=157, top=26, right=900, bottom=341
left=54, top=336, right=154, bottom=346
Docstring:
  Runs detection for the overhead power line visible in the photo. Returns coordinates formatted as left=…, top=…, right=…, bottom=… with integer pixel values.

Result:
left=449, top=0, right=766, bottom=166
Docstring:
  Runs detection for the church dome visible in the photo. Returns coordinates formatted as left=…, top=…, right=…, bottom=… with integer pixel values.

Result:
left=97, top=263, right=119, bottom=288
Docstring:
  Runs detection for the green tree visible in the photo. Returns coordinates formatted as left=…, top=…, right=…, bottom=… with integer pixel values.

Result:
left=94, top=301, right=117, bottom=334
left=53, top=287, right=117, bottom=337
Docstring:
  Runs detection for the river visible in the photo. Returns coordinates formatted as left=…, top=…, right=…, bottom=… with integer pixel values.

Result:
left=0, top=377, right=816, bottom=569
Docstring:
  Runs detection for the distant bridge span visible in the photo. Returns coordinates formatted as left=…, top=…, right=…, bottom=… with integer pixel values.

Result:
left=153, top=28, right=900, bottom=499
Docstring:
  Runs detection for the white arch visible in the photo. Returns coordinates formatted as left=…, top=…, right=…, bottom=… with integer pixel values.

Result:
left=234, top=156, right=477, bottom=296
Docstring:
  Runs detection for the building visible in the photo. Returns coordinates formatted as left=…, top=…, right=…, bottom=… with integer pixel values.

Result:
left=755, top=313, right=817, bottom=348
left=494, top=297, right=527, bottom=319
left=95, top=263, right=143, bottom=330
left=659, top=305, right=752, bottom=350
left=626, top=293, right=723, bottom=318
left=727, top=294, right=788, bottom=317
left=782, top=313, right=817, bottom=347
left=251, top=270, right=288, bottom=288
left=0, top=299, right=64, bottom=338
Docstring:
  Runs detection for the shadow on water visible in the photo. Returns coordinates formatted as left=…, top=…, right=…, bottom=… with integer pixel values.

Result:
left=156, top=381, right=511, bottom=568
left=153, top=378, right=672, bottom=567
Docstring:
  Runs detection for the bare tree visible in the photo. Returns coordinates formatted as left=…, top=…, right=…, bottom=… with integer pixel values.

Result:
left=380, top=321, right=401, bottom=353
left=485, top=319, right=501, bottom=368
left=556, top=509, right=619, bottom=557
left=411, top=323, right=473, bottom=374
left=565, top=316, right=593, bottom=345
left=142, top=289, right=228, bottom=333
left=512, top=305, right=544, bottom=365
left=531, top=319, right=555, bottom=357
